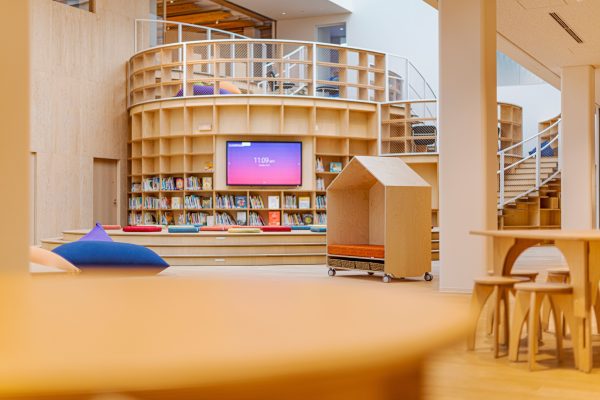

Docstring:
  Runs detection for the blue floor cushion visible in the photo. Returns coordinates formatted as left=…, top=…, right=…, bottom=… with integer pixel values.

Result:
left=52, top=241, right=168, bottom=273
left=79, top=222, right=113, bottom=242
left=291, top=225, right=312, bottom=230
left=168, top=225, right=200, bottom=233
left=310, top=225, right=327, bottom=233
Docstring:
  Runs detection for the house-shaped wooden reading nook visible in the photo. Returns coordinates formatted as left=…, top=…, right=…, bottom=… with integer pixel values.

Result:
left=326, top=156, right=432, bottom=283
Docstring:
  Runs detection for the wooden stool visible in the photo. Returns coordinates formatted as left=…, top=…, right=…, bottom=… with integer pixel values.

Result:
left=509, top=282, right=576, bottom=370
left=510, top=270, right=539, bottom=282
left=485, top=270, right=538, bottom=335
left=542, top=268, right=570, bottom=332
left=468, top=276, right=528, bottom=358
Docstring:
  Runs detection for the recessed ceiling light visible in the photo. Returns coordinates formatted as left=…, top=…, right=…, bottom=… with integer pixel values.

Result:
left=281, top=12, right=286, bottom=15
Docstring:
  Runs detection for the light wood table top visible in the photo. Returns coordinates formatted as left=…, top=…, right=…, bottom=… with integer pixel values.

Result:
left=0, top=276, right=469, bottom=399
left=471, top=229, right=600, bottom=241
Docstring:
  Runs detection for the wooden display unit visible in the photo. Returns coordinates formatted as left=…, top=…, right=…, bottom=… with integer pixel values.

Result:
left=380, top=100, right=438, bottom=154
left=497, top=102, right=523, bottom=157
left=326, top=156, right=432, bottom=282
left=128, top=97, right=378, bottom=226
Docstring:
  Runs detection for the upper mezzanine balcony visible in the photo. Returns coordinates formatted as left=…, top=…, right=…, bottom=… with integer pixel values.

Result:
left=128, top=20, right=436, bottom=109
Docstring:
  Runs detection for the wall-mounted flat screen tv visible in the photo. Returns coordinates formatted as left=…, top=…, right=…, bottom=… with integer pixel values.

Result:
left=226, top=141, right=302, bottom=186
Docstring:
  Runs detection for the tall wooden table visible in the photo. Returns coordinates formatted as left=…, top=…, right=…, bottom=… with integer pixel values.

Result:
left=0, top=276, right=469, bottom=399
left=471, top=229, right=600, bottom=372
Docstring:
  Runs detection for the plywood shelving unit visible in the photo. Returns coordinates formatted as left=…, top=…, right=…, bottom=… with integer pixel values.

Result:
left=128, top=97, right=378, bottom=226
left=497, top=102, right=523, bottom=157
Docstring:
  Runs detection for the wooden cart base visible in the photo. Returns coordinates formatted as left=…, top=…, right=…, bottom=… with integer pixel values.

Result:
left=327, top=255, right=433, bottom=283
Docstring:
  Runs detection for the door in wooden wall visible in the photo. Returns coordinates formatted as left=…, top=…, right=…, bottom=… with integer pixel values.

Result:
left=30, top=152, right=37, bottom=245
left=93, top=158, right=118, bottom=225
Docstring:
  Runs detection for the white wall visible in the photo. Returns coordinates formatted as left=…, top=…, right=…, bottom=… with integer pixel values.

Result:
left=277, top=0, right=439, bottom=93
left=497, top=83, right=561, bottom=147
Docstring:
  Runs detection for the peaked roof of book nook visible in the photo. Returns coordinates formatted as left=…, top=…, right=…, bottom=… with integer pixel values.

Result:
left=328, top=156, right=430, bottom=190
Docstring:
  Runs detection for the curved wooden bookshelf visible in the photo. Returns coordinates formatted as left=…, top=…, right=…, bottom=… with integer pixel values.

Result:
left=128, top=96, right=379, bottom=226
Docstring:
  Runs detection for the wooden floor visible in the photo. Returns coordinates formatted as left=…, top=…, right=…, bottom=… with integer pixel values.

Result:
left=164, top=245, right=600, bottom=399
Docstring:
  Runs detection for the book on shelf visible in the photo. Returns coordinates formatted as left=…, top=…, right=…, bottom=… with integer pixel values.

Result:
left=144, top=196, right=160, bottom=209
left=284, top=195, right=297, bottom=209
left=235, top=195, right=247, bottom=209
left=128, top=212, right=142, bottom=225
left=143, top=212, right=157, bottom=225
left=316, top=195, right=327, bottom=209
left=185, top=176, right=200, bottom=191
left=302, top=214, right=314, bottom=225
left=216, top=194, right=235, bottom=209
left=175, top=177, right=184, bottom=190
left=158, top=197, right=170, bottom=210
left=268, top=195, right=280, bottom=209
left=316, top=212, right=327, bottom=225
left=202, top=176, right=212, bottom=190
left=249, top=211, right=265, bottom=226
left=329, top=162, right=342, bottom=173
left=315, top=157, right=324, bottom=172
left=171, top=197, right=182, bottom=210
left=316, top=178, right=325, bottom=191
left=236, top=211, right=247, bottom=226
left=130, top=183, right=142, bottom=193
left=143, top=177, right=160, bottom=191
left=186, top=211, right=209, bottom=226
left=216, top=212, right=236, bottom=226
left=206, top=215, right=215, bottom=226
left=129, top=197, right=142, bottom=210
left=249, top=195, right=265, bottom=209
left=268, top=211, right=281, bottom=226
left=298, top=196, right=310, bottom=209
left=161, top=212, right=174, bottom=225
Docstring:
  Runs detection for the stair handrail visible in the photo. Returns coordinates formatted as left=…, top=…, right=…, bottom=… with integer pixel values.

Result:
left=497, top=118, right=561, bottom=208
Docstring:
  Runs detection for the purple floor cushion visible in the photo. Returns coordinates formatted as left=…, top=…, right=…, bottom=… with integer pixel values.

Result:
left=53, top=241, right=169, bottom=274
left=79, top=222, right=113, bottom=242
left=175, top=85, right=232, bottom=97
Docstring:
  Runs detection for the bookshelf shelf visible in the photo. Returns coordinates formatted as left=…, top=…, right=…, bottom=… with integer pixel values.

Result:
left=129, top=97, right=379, bottom=226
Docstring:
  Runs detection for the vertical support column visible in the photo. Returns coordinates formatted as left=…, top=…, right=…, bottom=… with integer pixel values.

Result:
left=561, top=66, right=596, bottom=229
left=0, top=1, right=29, bottom=274
left=438, top=0, right=497, bottom=292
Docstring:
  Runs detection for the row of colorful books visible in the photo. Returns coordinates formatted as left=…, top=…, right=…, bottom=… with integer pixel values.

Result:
left=187, top=212, right=211, bottom=225
left=142, top=177, right=160, bottom=191
left=284, top=195, right=311, bottom=209
left=249, top=195, right=265, bottom=209
left=129, top=197, right=142, bottom=210
left=215, top=212, right=236, bottom=225
left=282, top=213, right=314, bottom=226
left=131, top=183, right=142, bottom=193
left=315, top=195, right=327, bottom=209
left=316, top=212, right=327, bottom=225
left=216, top=195, right=247, bottom=209
left=184, top=195, right=212, bottom=209
left=161, top=177, right=184, bottom=191
left=316, top=177, right=325, bottom=191
left=186, top=176, right=212, bottom=191
left=160, top=212, right=185, bottom=225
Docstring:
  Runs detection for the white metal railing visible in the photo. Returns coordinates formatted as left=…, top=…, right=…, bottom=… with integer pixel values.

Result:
left=134, top=19, right=247, bottom=53
left=497, top=119, right=561, bottom=208
left=130, top=20, right=437, bottom=108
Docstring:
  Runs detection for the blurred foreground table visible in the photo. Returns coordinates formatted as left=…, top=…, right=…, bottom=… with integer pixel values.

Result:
left=0, top=276, right=469, bottom=399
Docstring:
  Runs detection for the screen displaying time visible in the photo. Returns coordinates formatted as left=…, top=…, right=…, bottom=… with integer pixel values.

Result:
left=226, top=141, right=302, bottom=186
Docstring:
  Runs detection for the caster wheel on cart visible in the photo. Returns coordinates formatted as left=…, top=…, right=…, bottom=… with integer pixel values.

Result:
left=424, top=272, right=433, bottom=282
left=328, top=268, right=336, bottom=277
left=367, top=272, right=374, bottom=276
left=382, top=274, right=392, bottom=283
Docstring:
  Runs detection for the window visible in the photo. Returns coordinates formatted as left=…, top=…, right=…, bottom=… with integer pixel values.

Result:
left=316, top=23, right=347, bottom=45
left=53, top=0, right=95, bottom=12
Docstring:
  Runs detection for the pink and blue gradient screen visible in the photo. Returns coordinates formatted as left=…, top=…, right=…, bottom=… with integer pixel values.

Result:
left=227, top=141, right=302, bottom=186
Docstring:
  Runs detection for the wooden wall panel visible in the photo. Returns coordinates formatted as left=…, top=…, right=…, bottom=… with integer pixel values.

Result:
left=30, top=0, right=151, bottom=240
